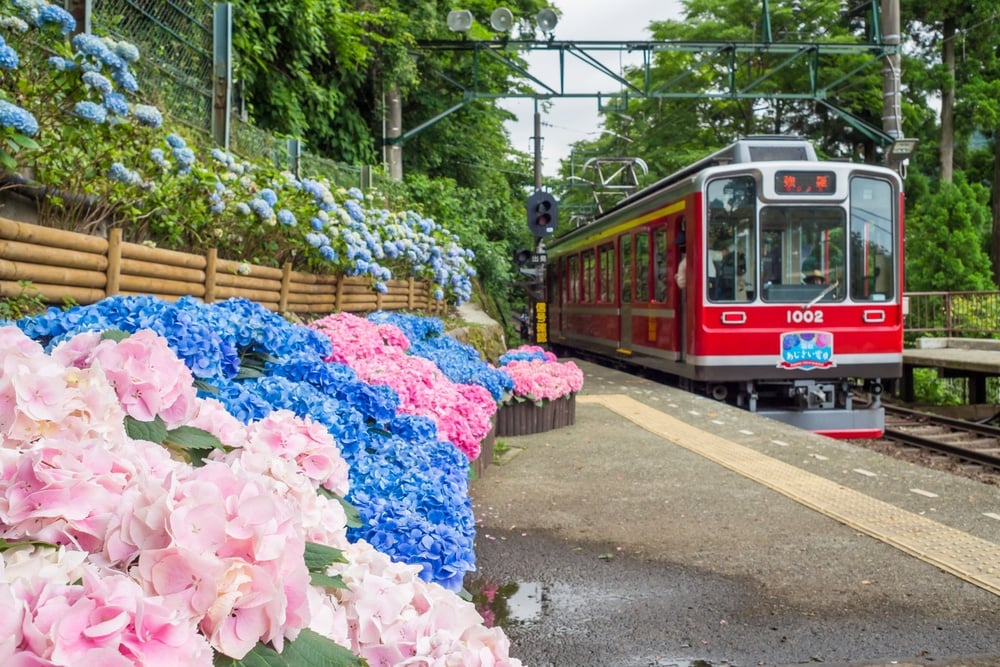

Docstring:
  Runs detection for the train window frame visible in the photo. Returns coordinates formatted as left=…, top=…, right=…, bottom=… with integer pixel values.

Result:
left=567, top=254, right=580, bottom=303
left=620, top=234, right=632, bottom=304
left=758, top=205, right=847, bottom=304
left=849, top=176, right=895, bottom=302
left=582, top=249, right=596, bottom=303
left=653, top=227, right=669, bottom=302
left=706, top=175, right=757, bottom=303
left=598, top=243, right=615, bottom=303
left=635, top=230, right=650, bottom=302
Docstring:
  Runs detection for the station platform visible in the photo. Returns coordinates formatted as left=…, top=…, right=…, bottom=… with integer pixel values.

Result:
left=902, top=337, right=1000, bottom=403
left=468, top=358, right=1000, bottom=667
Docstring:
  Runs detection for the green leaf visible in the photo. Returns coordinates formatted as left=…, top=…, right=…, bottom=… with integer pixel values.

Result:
left=280, top=629, right=364, bottom=666
left=0, top=150, right=16, bottom=171
left=0, top=538, right=58, bottom=552
left=237, top=349, right=278, bottom=379
left=303, top=541, right=348, bottom=572
left=10, top=134, right=39, bottom=149
left=125, top=415, right=168, bottom=444
left=213, top=630, right=365, bottom=667
left=309, top=571, right=348, bottom=589
left=194, top=379, right=219, bottom=394
left=164, top=425, right=224, bottom=451
left=100, top=329, right=132, bottom=342
left=164, top=425, right=227, bottom=466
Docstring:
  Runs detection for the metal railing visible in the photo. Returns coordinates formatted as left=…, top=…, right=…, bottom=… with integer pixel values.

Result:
left=905, top=291, right=1000, bottom=340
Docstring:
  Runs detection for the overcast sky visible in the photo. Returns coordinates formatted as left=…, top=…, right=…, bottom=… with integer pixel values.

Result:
left=502, top=0, right=685, bottom=177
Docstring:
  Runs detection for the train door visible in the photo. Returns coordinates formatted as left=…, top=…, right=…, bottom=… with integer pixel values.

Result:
left=619, top=234, right=632, bottom=350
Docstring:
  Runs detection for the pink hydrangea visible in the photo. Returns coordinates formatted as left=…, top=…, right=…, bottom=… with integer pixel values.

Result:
left=0, top=323, right=525, bottom=665
left=322, top=540, right=523, bottom=667
left=53, top=329, right=198, bottom=428
left=310, top=313, right=496, bottom=460
left=4, top=565, right=213, bottom=666
left=503, top=358, right=585, bottom=402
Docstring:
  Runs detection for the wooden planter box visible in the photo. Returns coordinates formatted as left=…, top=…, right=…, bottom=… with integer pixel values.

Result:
left=473, top=415, right=497, bottom=479
left=495, top=393, right=577, bottom=437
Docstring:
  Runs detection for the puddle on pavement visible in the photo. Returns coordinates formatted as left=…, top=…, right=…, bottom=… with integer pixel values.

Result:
left=467, top=579, right=723, bottom=666
left=468, top=578, right=542, bottom=626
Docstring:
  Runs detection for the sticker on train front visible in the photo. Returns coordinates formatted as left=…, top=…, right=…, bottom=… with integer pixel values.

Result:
left=778, top=331, right=835, bottom=370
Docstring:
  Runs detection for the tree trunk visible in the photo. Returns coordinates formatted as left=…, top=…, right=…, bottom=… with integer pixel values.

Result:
left=939, top=15, right=956, bottom=184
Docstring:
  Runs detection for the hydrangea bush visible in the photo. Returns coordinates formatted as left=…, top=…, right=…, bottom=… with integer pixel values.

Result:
left=0, top=0, right=476, bottom=304
left=0, top=322, right=522, bottom=665
left=309, top=312, right=498, bottom=460
left=17, top=296, right=478, bottom=592
left=499, top=344, right=585, bottom=403
left=368, top=311, right=515, bottom=402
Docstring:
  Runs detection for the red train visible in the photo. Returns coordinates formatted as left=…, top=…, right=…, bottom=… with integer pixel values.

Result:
left=541, top=136, right=904, bottom=438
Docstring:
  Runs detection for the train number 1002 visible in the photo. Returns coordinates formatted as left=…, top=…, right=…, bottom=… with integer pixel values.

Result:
left=786, top=309, right=824, bottom=324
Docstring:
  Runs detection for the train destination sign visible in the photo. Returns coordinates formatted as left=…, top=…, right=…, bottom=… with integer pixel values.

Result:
left=774, top=170, right=837, bottom=195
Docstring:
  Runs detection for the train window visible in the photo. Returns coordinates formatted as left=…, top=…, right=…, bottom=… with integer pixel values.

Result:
left=567, top=254, right=580, bottom=303
left=635, top=232, right=650, bottom=302
left=850, top=177, right=895, bottom=302
left=620, top=235, right=632, bottom=304
left=653, top=227, right=668, bottom=302
left=582, top=250, right=596, bottom=303
left=707, top=176, right=756, bottom=302
left=759, top=205, right=846, bottom=303
left=598, top=244, right=615, bottom=303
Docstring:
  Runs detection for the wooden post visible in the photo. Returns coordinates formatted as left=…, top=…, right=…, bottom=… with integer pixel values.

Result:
left=204, top=247, right=217, bottom=303
left=334, top=275, right=344, bottom=312
left=407, top=277, right=415, bottom=310
left=106, top=228, right=122, bottom=296
left=278, top=261, right=292, bottom=312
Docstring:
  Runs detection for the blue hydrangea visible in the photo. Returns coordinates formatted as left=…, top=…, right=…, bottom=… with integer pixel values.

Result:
left=0, top=100, right=38, bottom=136
left=35, top=4, right=76, bottom=35
left=111, top=67, right=138, bottom=93
left=259, top=188, right=278, bottom=206
left=0, top=42, right=19, bottom=70
left=165, top=133, right=186, bottom=149
left=81, top=71, right=113, bottom=94
left=108, top=162, right=141, bottom=185
left=276, top=208, right=296, bottom=225
left=73, top=100, right=107, bottom=123
left=132, top=104, right=162, bottom=129
left=47, top=55, right=75, bottom=71
left=172, top=146, right=195, bottom=172
left=103, top=91, right=129, bottom=116
left=249, top=198, right=274, bottom=221
left=149, top=147, right=168, bottom=168
left=113, top=41, right=140, bottom=63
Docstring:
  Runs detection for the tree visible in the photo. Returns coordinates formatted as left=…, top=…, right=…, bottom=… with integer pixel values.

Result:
left=904, top=174, right=993, bottom=291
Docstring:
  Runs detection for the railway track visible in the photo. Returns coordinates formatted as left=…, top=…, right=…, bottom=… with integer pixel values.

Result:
left=882, top=404, right=1000, bottom=474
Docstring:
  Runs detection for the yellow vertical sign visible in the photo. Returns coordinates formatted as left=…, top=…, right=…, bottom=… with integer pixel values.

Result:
left=535, top=301, right=548, bottom=344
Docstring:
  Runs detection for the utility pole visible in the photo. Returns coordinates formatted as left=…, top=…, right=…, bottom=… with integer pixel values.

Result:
left=386, top=85, right=403, bottom=181
left=880, top=0, right=904, bottom=171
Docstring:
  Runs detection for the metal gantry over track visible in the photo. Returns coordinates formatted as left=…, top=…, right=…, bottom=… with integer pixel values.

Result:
left=400, top=1, right=896, bottom=148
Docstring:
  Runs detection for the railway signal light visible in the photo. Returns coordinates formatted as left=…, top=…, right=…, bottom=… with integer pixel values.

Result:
left=526, top=190, right=558, bottom=238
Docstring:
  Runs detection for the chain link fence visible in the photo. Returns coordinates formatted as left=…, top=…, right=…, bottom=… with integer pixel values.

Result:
left=91, top=0, right=376, bottom=188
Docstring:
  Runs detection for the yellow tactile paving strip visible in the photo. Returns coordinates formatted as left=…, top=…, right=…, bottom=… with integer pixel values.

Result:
left=580, top=394, right=1000, bottom=597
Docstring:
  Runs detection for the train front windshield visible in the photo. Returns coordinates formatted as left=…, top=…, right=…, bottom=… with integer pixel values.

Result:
left=706, top=175, right=896, bottom=304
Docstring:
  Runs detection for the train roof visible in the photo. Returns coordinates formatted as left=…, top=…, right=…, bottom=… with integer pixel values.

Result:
left=610, top=135, right=818, bottom=212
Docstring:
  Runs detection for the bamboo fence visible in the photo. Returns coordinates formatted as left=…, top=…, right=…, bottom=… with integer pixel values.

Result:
left=0, top=216, right=443, bottom=315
